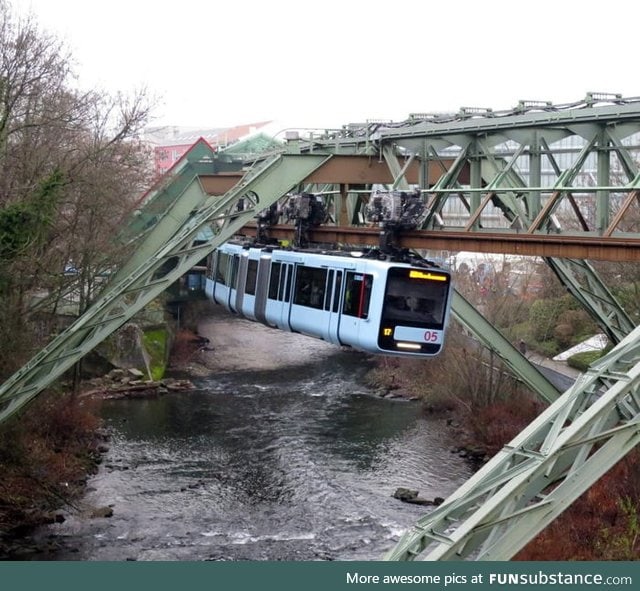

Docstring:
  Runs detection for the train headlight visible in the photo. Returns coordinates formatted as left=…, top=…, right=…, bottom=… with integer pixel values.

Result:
left=396, top=342, right=422, bottom=351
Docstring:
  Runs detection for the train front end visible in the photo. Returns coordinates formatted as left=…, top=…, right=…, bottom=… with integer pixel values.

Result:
left=377, top=266, right=452, bottom=356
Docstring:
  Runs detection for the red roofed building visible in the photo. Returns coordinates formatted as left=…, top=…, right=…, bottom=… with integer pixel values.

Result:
left=145, top=120, right=275, bottom=175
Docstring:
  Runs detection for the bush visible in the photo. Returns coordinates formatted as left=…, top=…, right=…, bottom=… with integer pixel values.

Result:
left=516, top=450, right=640, bottom=560
left=466, top=395, right=543, bottom=455
left=0, top=391, right=102, bottom=543
left=530, top=339, right=561, bottom=357
left=567, top=350, right=604, bottom=371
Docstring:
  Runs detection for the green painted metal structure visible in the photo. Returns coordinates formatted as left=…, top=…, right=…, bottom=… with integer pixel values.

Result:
left=385, top=321, right=640, bottom=560
left=0, top=149, right=331, bottom=424
left=3, top=94, right=640, bottom=561
left=376, top=101, right=639, bottom=344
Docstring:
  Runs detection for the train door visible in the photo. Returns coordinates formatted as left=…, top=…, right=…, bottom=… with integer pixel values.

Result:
left=337, top=270, right=373, bottom=347
left=277, top=262, right=296, bottom=330
left=324, top=269, right=343, bottom=344
left=227, top=254, right=240, bottom=312
left=234, top=253, right=249, bottom=315
left=254, top=254, right=272, bottom=324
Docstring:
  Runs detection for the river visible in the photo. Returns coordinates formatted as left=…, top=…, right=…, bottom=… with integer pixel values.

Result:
left=34, top=307, right=472, bottom=561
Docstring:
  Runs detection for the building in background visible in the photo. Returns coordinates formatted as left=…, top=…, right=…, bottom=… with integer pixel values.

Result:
left=144, top=120, right=281, bottom=175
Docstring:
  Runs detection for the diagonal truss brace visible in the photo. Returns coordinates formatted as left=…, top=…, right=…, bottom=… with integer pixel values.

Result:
left=0, top=152, right=332, bottom=425
left=382, top=144, right=414, bottom=190
left=478, top=153, right=634, bottom=344
left=385, top=322, right=640, bottom=561
left=545, top=257, right=635, bottom=344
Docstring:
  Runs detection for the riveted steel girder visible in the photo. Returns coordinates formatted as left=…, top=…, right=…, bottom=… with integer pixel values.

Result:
left=123, top=138, right=238, bottom=241
left=377, top=101, right=640, bottom=145
left=476, top=152, right=635, bottom=344
left=0, top=151, right=332, bottom=425
left=385, top=321, right=640, bottom=561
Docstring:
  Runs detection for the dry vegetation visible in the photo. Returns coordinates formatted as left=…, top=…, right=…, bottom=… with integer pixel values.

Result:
left=367, top=324, right=640, bottom=560
left=516, top=451, right=640, bottom=560
left=0, top=0, right=153, bottom=556
left=0, top=392, right=104, bottom=557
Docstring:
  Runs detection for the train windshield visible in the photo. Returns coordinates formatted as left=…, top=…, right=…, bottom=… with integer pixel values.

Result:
left=382, top=267, right=450, bottom=327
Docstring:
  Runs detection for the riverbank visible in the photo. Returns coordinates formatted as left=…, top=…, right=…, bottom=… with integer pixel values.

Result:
left=0, top=302, right=194, bottom=559
left=364, top=340, right=640, bottom=560
left=0, top=393, right=107, bottom=559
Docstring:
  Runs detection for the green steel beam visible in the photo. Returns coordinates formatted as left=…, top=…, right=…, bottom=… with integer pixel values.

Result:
left=385, top=321, right=640, bottom=561
left=606, top=127, right=639, bottom=182
left=122, top=138, right=230, bottom=241
left=468, top=139, right=483, bottom=231
left=421, top=143, right=471, bottom=229
left=596, top=130, right=611, bottom=232
left=382, top=144, right=412, bottom=190
left=476, top=140, right=634, bottom=344
left=112, top=175, right=212, bottom=286
left=0, top=151, right=332, bottom=425
left=545, top=258, right=634, bottom=344
left=377, top=100, right=640, bottom=143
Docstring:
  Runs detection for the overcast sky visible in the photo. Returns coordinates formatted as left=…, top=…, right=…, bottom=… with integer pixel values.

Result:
left=10, top=0, right=640, bottom=131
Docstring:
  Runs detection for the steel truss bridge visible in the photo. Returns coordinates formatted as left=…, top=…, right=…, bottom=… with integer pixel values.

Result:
left=3, top=93, right=640, bottom=560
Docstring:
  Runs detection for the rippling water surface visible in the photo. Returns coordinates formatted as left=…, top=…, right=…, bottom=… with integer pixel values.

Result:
left=37, top=321, right=472, bottom=561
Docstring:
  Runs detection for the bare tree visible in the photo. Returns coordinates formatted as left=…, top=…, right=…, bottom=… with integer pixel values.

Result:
left=0, top=1, right=154, bottom=378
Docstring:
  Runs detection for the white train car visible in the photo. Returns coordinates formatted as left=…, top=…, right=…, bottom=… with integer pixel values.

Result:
left=205, top=242, right=453, bottom=357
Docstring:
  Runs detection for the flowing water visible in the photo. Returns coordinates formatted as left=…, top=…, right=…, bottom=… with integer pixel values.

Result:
left=34, top=311, right=472, bottom=561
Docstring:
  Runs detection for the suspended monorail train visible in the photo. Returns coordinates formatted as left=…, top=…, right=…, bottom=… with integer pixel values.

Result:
left=205, top=242, right=453, bottom=357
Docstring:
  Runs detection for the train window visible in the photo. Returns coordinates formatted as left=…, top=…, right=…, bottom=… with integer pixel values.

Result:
left=268, top=262, right=281, bottom=299
left=229, top=255, right=239, bottom=289
left=343, top=272, right=372, bottom=319
left=382, top=267, right=450, bottom=326
left=324, top=270, right=334, bottom=311
left=294, top=266, right=327, bottom=310
left=215, top=252, right=230, bottom=286
left=245, top=259, right=258, bottom=295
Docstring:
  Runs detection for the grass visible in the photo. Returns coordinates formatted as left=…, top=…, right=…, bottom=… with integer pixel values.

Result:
left=567, top=350, right=605, bottom=372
